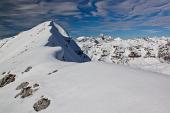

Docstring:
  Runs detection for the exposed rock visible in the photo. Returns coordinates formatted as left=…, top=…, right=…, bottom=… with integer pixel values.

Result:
left=15, top=83, right=40, bottom=98
left=0, top=74, right=16, bottom=87
left=1, top=72, right=6, bottom=75
left=128, top=51, right=141, bottom=58
left=33, top=83, right=39, bottom=88
left=15, top=86, right=33, bottom=98
left=144, top=51, right=156, bottom=58
left=7, top=71, right=11, bottom=74
left=21, top=87, right=33, bottom=98
left=22, top=66, right=32, bottom=74
left=33, top=98, right=51, bottom=112
left=158, top=42, right=170, bottom=63
left=128, top=47, right=141, bottom=58
left=48, top=69, right=58, bottom=75
left=16, top=82, right=29, bottom=90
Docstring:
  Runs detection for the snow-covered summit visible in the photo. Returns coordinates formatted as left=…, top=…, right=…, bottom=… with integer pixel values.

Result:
left=0, top=21, right=90, bottom=66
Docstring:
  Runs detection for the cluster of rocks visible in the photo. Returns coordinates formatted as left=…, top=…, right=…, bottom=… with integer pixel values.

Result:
left=158, top=42, right=170, bottom=63
left=144, top=47, right=156, bottom=58
left=15, top=82, right=50, bottom=112
left=15, top=82, right=39, bottom=98
left=0, top=67, right=51, bottom=112
left=111, top=47, right=129, bottom=64
left=128, top=46, right=141, bottom=58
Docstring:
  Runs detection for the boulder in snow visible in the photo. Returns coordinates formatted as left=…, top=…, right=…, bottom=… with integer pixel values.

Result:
left=33, top=98, right=51, bottom=112
left=0, top=73, right=16, bottom=87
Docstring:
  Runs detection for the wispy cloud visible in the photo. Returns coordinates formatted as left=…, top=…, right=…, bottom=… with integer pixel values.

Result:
left=0, top=0, right=170, bottom=38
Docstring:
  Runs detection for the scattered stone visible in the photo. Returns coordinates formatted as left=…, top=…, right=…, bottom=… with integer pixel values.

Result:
left=22, top=66, right=32, bottom=74
left=0, top=74, right=16, bottom=87
left=52, top=70, right=58, bottom=73
left=7, top=71, right=11, bottom=74
left=1, top=72, right=6, bottom=75
left=48, top=69, right=58, bottom=75
left=16, top=82, right=29, bottom=90
left=33, top=83, right=39, bottom=88
left=33, top=98, right=51, bottom=112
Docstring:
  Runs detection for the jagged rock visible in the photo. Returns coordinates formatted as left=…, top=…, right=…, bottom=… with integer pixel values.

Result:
left=33, top=98, right=51, bottom=112
left=0, top=74, right=16, bottom=87
left=15, top=86, right=33, bottom=98
left=16, top=82, right=29, bottom=90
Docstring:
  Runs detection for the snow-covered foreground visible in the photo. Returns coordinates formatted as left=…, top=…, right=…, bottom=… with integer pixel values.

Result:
left=1, top=62, right=170, bottom=113
left=0, top=21, right=170, bottom=113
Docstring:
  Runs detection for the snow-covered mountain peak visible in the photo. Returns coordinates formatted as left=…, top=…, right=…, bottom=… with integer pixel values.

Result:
left=0, top=21, right=90, bottom=73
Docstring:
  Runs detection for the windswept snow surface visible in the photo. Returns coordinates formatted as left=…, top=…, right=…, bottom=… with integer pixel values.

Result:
left=0, top=21, right=170, bottom=113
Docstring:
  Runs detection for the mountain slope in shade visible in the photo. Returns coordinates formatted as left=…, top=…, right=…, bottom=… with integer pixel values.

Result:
left=0, top=21, right=170, bottom=113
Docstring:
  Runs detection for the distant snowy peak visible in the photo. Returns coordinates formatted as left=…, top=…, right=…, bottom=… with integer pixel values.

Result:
left=76, top=36, right=170, bottom=64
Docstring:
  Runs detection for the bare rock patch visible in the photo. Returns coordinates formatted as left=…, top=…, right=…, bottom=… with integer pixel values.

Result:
left=22, top=66, right=32, bottom=74
left=33, top=97, right=51, bottom=112
left=15, top=82, right=40, bottom=98
left=0, top=73, right=16, bottom=87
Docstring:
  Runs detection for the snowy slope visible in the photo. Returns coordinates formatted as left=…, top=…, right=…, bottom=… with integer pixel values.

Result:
left=1, top=62, right=170, bottom=113
left=0, top=21, right=170, bottom=113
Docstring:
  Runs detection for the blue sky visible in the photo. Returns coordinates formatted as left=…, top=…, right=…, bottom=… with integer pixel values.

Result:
left=0, top=0, right=170, bottom=38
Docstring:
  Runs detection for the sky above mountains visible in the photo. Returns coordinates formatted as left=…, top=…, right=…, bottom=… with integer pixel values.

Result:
left=0, top=0, right=170, bottom=38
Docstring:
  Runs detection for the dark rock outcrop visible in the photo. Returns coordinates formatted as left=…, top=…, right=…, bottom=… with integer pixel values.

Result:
left=33, top=98, right=51, bottom=112
left=0, top=74, right=16, bottom=87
